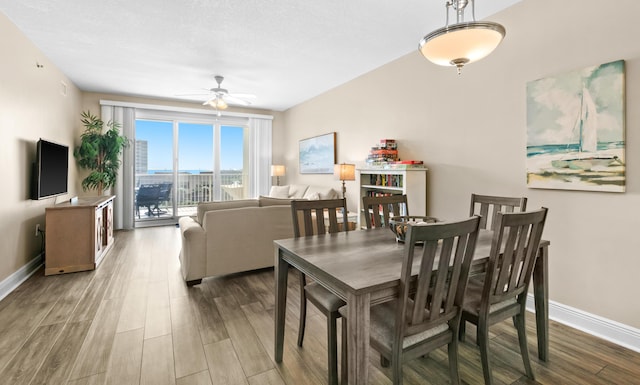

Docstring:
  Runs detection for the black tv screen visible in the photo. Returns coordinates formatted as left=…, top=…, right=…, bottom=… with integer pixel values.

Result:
left=32, top=139, right=69, bottom=200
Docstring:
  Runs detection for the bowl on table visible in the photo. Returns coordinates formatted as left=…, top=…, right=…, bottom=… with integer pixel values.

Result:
left=388, top=216, right=439, bottom=243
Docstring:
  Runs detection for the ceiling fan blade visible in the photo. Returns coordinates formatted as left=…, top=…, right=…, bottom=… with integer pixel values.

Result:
left=224, top=95, right=252, bottom=106
left=176, top=92, right=210, bottom=97
left=227, top=93, right=256, bottom=99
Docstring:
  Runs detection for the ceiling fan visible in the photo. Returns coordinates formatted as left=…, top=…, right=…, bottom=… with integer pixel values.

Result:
left=179, top=75, right=256, bottom=112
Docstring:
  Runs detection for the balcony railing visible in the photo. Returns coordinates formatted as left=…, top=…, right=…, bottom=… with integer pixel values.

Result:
left=135, top=171, right=246, bottom=219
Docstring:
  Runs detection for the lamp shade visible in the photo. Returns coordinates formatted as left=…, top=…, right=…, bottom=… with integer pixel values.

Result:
left=419, top=22, right=505, bottom=68
left=207, top=97, right=228, bottom=110
left=334, top=163, right=355, bottom=181
left=271, top=165, right=286, bottom=177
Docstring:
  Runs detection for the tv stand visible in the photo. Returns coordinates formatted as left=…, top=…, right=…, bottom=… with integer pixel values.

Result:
left=45, top=195, right=115, bottom=275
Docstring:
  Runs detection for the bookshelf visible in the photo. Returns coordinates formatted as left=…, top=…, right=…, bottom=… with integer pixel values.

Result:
left=356, top=168, right=428, bottom=229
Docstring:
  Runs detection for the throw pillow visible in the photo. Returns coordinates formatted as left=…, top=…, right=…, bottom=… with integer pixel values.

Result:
left=288, top=184, right=309, bottom=198
left=269, top=185, right=290, bottom=199
left=305, top=192, right=320, bottom=200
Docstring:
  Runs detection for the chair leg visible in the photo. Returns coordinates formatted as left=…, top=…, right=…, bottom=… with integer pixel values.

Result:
left=390, top=352, right=403, bottom=385
left=477, top=320, right=494, bottom=385
left=327, top=313, right=339, bottom=385
left=341, top=317, right=348, bottom=385
left=459, top=319, right=467, bottom=342
left=297, top=271, right=307, bottom=347
left=515, top=312, right=535, bottom=380
left=447, top=339, right=461, bottom=385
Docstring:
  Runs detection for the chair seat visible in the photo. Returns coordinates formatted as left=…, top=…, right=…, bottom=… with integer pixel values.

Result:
left=340, top=300, right=450, bottom=351
left=305, top=282, right=345, bottom=313
left=463, top=273, right=519, bottom=316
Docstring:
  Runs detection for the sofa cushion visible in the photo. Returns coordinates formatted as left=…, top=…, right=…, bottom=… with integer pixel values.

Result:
left=288, top=184, right=309, bottom=199
left=269, top=185, right=290, bottom=198
left=304, top=185, right=339, bottom=200
left=259, top=196, right=293, bottom=206
left=196, top=199, right=259, bottom=224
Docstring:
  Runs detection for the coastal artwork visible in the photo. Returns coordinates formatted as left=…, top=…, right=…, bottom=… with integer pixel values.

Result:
left=526, top=60, right=625, bottom=192
left=299, top=132, right=336, bottom=174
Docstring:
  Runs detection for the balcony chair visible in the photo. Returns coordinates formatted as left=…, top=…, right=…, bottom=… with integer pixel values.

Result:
left=135, top=184, right=161, bottom=218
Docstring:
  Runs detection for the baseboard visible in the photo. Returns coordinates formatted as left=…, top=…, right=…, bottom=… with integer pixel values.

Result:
left=527, top=294, right=640, bottom=353
left=0, top=254, right=43, bottom=302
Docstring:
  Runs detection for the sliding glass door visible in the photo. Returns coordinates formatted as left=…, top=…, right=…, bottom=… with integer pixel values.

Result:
left=134, top=112, right=248, bottom=225
left=134, top=120, right=176, bottom=222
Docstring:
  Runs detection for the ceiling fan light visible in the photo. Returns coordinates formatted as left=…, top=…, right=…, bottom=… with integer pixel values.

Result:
left=207, top=97, right=228, bottom=110
left=216, top=98, right=228, bottom=110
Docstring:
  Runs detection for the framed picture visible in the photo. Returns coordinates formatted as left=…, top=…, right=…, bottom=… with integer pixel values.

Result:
left=299, top=132, right=336, bottom=174
left=526, top=60, right=625, bottom=192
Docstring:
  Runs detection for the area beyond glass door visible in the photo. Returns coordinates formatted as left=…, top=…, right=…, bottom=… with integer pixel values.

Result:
left=178, top=122, right=214, bottom=208
left=220, top=125, right=245, bottom=200
left=134, top=120, right=176, bottom=222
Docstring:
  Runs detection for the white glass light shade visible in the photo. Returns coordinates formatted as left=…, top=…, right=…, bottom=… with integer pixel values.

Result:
left=207, top=97, right=228, bottom=110
left=419, top=21, right=505, bottom=71
left=334, top=163, right=355, bottom=181
left=271, top=165, right=286, bottom=177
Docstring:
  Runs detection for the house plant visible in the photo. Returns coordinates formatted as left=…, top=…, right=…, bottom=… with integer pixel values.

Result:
left=74, top=111, right=129, bottom=195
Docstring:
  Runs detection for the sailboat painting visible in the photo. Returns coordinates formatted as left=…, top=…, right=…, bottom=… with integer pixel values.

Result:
left=526, top=60, right=625, bottom=192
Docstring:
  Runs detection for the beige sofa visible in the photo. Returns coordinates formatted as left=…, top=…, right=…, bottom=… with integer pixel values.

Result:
left=178, top=185, right=339, bottom=285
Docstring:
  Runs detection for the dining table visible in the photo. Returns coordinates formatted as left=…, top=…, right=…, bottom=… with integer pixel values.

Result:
left=274, top=227, right=550, bottom=385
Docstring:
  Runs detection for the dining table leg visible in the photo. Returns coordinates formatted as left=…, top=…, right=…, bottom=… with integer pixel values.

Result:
left=533, top=243, right=549, bottom=362
left=346, top=292, right=371, bottom=385
left=275, top=248, right=289, bottom=363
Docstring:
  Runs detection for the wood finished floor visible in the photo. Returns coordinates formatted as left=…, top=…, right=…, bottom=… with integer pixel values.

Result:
left=1, top=226, right=639, bottom=385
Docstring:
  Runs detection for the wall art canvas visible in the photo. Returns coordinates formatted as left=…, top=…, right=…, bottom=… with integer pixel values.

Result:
left=299, top=132, right=336, bottom=174
left=526, top=60, right=625, bottom=192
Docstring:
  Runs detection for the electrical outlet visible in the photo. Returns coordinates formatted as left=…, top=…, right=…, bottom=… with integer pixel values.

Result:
left=35, top=224, right=40, bottom=237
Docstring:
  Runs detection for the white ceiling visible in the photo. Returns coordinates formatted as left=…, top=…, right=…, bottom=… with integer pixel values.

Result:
left=1, top=0, right=521, bottom=111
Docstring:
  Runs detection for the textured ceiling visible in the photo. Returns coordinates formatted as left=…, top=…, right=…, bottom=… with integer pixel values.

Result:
left=1, top=0, right=521, bottom=111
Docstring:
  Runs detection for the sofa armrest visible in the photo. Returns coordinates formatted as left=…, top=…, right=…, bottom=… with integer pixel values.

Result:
left=178, top=216, right=207, bottom=282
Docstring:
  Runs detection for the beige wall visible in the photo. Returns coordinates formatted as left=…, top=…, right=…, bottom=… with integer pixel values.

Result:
left=283, top=0, right=640, bottom=328
left=0, top=13, right=82, bottom=282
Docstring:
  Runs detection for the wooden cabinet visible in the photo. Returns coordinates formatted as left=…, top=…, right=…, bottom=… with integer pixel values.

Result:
left=356, top=168, right=428, bottom=229
left=45, top=196, right=115, bottom=275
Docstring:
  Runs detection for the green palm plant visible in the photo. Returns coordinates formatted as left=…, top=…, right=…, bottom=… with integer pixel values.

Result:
left=74, top=111, right=129, bottom=195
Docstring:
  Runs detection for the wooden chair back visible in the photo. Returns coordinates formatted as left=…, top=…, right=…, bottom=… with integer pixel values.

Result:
left=481, top=208, right=548, bottom=313
left=469, top=193, right=527, bottom=231
left=291, top=198, right=349, bottom=237
left=362, top=194, right=408, bottom=229
left=396, top=216, right=481, bottom=343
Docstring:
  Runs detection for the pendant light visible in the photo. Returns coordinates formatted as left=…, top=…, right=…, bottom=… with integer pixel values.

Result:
left=419, top=0, right=505, bottom=74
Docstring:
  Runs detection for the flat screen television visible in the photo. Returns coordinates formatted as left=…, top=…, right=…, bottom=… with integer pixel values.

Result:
left=31, top=139, right=69, bottom=200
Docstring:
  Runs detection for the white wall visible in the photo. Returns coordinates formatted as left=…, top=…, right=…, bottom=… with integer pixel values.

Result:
left=283, top=0, right=640, bottom=329
left=0, top=12, right=82, bottom=283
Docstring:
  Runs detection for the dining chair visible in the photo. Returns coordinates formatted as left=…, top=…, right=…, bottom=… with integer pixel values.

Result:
left=290, top=198, right=349, bottom=385
left=469, top=193, right=527, bottom=231
left=459, top=207, right=548, bottom=385
left=362, top=194, right=409, bottom=229
left=341, top=216, right=481, bottom=385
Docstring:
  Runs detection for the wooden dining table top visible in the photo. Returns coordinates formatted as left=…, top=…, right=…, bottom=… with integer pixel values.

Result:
left=275, top=227, right=540, bottom=296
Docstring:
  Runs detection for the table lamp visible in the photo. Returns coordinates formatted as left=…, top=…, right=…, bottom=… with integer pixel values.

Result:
left=334, top=163, right=355, bottom=199
left=271, top=165, right=285, bottom=186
